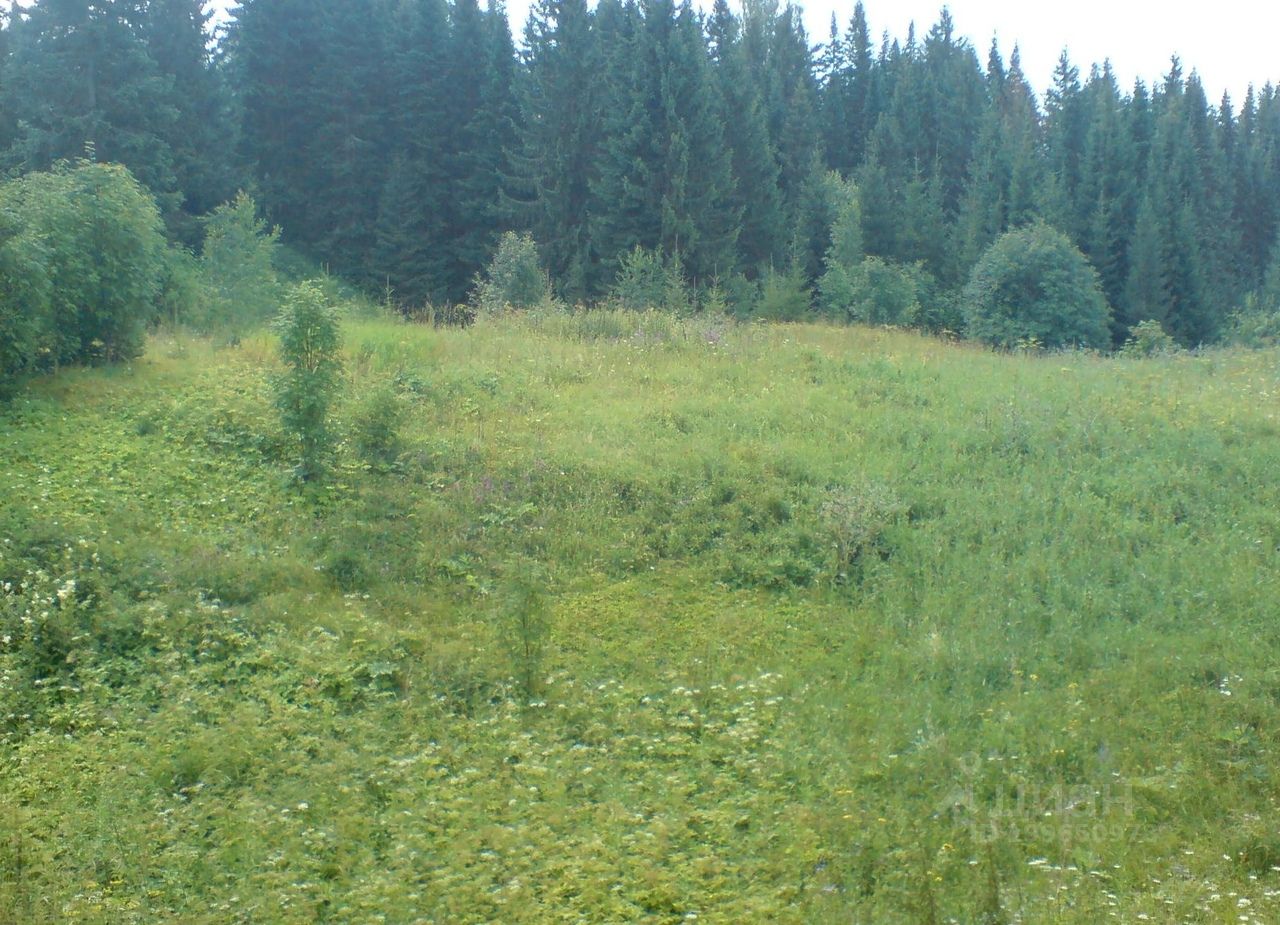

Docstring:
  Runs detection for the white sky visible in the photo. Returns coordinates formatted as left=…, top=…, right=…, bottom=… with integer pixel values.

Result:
left=7, top=0, right=1272, bottom=105
left=792, top=1, right=1280, bottom=104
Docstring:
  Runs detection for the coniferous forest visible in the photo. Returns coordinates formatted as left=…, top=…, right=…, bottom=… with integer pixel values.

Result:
left=3, top=0, right=1280, bottom=348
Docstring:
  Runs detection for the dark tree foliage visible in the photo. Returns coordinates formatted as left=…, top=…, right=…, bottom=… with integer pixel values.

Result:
left=964, top=223, right=1112, bottom=350
left=590, top=0, right=738, bottom=289
left=0, top=0, right=1278, bottom=341
left=506, top=0, right=601, bottom=300
left=1, top=0, right=180, bottom=206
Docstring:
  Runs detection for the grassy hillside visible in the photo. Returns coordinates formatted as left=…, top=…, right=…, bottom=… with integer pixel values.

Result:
left=2, top=311, right=1279, bottom=923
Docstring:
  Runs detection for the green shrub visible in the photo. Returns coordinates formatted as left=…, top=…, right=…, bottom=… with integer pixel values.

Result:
left=156, top=246, right=210, bottom=329
left=612, top=245, right=689, bottom=312
left=0, top=207, right=52, bottom=395
left=274, top=282, right=343, bottom=482
left=351, top=381, right=405, bottom=467
left=496, top=562, right=550, bottom=700
left=963, top=223, right=1112, bottom=350
left=819, top=481, right=904, bottom=584
left=1225, top=297, right=1280, bottom=347
left=815, top=173, right=864, bottom=319
left=752, top=262, right=811, bottom=322
left=199, top=192, right=282, bottom=331
left=824, top=256, right=924, bottom=326
left=0, top=161, right=166, bottom=381
left=473, top=231, right=550, bottom=312
left=1225, top=243, right=1280, bottom=347
left=912, top=276, right=965, bottom=335
left=1121, top=319, right=1179, bottom=357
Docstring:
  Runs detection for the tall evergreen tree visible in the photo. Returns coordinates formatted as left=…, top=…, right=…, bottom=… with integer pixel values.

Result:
left=508, top=0, right=602, bottom=299
left=590, top=0, right=738, bottom=286
left=707, top=0, right=784, bottom=274
left=2, top=0, right=179, bottom=209
left=373, top=0, right=452, bottom=304
left=307, top=0, right=392, bottom=281
left=231, top=0, right=327, bottom=241
left=1041, top=50, right=1087, bottom=237
left=142, top=0, right=240, bottom=239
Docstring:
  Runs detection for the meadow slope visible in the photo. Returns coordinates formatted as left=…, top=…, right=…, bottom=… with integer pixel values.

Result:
left=2, top=312, right=1279, bottom=923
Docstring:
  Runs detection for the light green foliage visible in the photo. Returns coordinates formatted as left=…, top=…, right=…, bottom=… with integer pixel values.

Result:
left=472, top=231, right=551, bottom=312
left=155, top=245, right=210, bottom=328
left=2, top=316, right=1280, bottom=922
left=0, top=206, right=53, bottom=394
left=817, top=176, right=923, bottom=328
left=752, top=262, right=812, bottom=321
left=273, top=282, right=343, bottom=481
left=816, top=172, right=863, bottom=317
left=0, top=161, right=166, bottom=388
left=964, top=223, right=1113, bottom=350
left=349, top=379, right=405, bottom=468
left=199, top=192, right=282, bottom=331
left=822, top=171, right=863, bottom=271
left=824, top=256, right=925, bottom=326
left=1121, top=319, right=1179, bottom=357
left=1226, top=294, right=1280, bottom=347
left=611, top=245, right=690, bottom=312
left=496, top=561, right=551, bottom=700
left=819, top=481, right=905, bottom=584
left=1226, top=244, right=1280, bottom=347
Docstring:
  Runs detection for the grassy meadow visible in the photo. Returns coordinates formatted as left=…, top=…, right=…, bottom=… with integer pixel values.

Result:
left=2, top=310, right=1279, bottom=923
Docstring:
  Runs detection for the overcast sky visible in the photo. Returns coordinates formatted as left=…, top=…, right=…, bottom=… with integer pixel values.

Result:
left=791, top=0, right=1280, bottom=104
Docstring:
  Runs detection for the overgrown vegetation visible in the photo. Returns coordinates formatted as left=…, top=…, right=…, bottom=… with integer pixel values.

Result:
left=963, top=223, right=1113, bottom=350
left=2, top=313, right=1278, bottom=922
left=0, top=161, right=166, bottom=392
left=472, top=231, right=551, bottom=313
left=273, top=282, right=344, bottom=482
left=2, top=1, right=1280, bottom=920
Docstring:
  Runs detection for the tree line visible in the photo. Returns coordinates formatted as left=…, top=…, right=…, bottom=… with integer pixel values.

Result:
left=2, top=0, right=1280, bottom=347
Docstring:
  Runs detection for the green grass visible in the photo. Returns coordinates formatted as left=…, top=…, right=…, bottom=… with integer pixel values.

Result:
left=2, top=311, right=1279, bottom=923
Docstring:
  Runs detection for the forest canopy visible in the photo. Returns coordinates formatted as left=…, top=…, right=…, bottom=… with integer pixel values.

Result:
left=1, top=0, right=1278, bottom=348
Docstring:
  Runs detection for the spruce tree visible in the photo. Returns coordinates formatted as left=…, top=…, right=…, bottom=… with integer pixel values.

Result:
left=231, top=0, right=327, bottom=242
left=372, top=0, right=452, bottom=305
left=142, top=0, right=240, bottom=240
left=508, top=0, right=602, bottom=299
left=707, top=0, right=784, bottom=274
left=590, top=0, right=737, bottom=289
left=2, top=0, right=180, bottom=209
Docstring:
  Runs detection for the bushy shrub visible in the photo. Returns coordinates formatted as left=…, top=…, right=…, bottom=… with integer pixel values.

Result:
left=823, top=256, right=923, bottom=326
left=912, top=276, right=965, bottom=335
left=612, top=245, right=689, bottom=312
left=199, top=191, right=282, bottom=331
left=351, top=381, right=405, bottom=468
left=963, top=223, right=1112, bottom=350
left=472, top=231, right=550, bottom=312
left=1121, top=319, right=1179, bottom=357
left=156, top=246, right=210, bottom=328
left=1226, top=246, right=1280, bottom=346
left=0, top=161, right=166, bottom=389
left=274, top=282, right=343, bottom=481
left=0, top=210, right=52, bottom=395
left=752, top=262, right=811, bottom=322
left=819, top=481, right=905, bottom=584
left=1225, top=297, right=1280, bottom=347
left=815, top=173, right=863, bottom=318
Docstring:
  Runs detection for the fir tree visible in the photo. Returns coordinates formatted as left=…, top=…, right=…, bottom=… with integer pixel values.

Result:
left=509, top=0, right=602, bottom=299
left=2, top=0, right=180, bottom=209
left=707, top=0, right=784, bottom=274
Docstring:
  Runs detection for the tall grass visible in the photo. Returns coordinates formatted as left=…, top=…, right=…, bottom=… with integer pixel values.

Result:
left=2, top=311, right=1278, bottom=922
